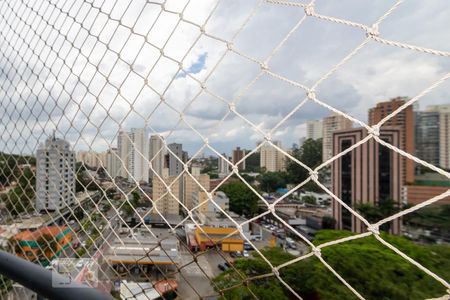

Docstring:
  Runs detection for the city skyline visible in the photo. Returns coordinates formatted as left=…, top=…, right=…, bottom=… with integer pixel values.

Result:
left=69, top=101, right=450, bottom=176
left=6, top=100, right=450, bottom=158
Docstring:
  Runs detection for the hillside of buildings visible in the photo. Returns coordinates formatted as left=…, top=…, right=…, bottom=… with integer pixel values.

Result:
left=0, top=153, right=36, bottom=217
left=213, top=230, right=450, bottom=300
left=0, top=152, right=35, bottom=186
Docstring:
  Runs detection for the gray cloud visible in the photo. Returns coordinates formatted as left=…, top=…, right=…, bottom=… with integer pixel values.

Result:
left=1, top=0, right=450, bottom=156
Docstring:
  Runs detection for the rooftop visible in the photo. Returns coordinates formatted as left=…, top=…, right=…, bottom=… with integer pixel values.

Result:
left=106, top=235, right=179, bottom=265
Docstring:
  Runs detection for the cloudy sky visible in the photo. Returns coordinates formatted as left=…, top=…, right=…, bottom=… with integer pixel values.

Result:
left=0, top=0, right=450, bottom=157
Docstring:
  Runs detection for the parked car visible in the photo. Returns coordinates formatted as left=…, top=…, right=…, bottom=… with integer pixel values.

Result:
left=243, top=250, right=250, bottom=258
left=218, top=263, right=229, bottom=271
left=244, top=242, right=254, bottom=251
left=250, top=235, right=261, bottom=241
left=236, top=251, right=243, bottom=257
left=230, top=251, right=243, bottom=258
left=277, top=233, right=286, bottom=239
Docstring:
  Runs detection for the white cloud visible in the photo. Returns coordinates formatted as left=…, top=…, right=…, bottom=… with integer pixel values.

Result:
left=0, top=0, right=449, bottom=157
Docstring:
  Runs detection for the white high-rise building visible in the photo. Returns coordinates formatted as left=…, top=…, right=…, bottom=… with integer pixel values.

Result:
left=218, top=154, right=230, bottom=178
left=104, top=148, right=120, bottom=178
left=260, top=141, right=286, bottom=172
left=322, top=113, right=352, bottom=162
left=117, top=128, right=149, bottom=182
left=117, top=131, right=131, bottom=178
left=427, top=104, right=450, bottom=169
left=36, top=134, right=75, bottom=212
left=306, top=120, right=323, bottom=140
left=149, top=135, right=165, bottom=179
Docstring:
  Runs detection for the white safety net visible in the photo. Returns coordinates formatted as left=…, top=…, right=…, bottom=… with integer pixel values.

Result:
left=0, top=0, right=449, bottom=299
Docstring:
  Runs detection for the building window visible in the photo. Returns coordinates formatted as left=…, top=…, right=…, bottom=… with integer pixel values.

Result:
left=379, top=144, right=391, bottom=200
left=341, top=139, right=352, bottom=231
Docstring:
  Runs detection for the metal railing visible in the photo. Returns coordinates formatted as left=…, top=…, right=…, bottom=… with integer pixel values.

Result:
left=0, top=250, right=112, bottom=300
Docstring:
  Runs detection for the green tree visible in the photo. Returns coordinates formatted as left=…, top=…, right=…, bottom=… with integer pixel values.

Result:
left=241, top=173, right=255, bottom=184
left=131, top=190, right=141, bottom=206
left=75, top=163, right=101, bottom=192
left=301, top=138, right=323, bottom=168
left=0, top=152, right=35, bottom=185
left=356, top=198, right=399, bottom=232
left=214, top=230, right=450, bottom=300
left=218, top=182, right=258, bottom=216
left=258, top=172, right=287, bottom=193
left=322, top=216, right=336, bottom=229
left=245, top=151, right=261, bottom=172
left=5, top=166, right=35, bottom=215
left=303, top=195, right=317, bottom=205
left=286, top=139, right=322, bottom=185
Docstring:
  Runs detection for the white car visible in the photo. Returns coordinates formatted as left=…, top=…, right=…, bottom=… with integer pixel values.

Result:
left=251, top=235, right=262, bottom=241
left=243, top=250, right=250, bottom=257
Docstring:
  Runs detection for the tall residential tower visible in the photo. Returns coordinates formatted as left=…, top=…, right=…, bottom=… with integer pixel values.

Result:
left=36, top=134, right=76, bottom=212
left=149, top=135, right=165, bottom=179
left=427, top=104, right=450, bottom=169
left=118, top=128, right=149, bottom=183
left=232, top=147, right=246, bottom=171
left=306, top=120, right=323, bottom=140
left=260, top=141, right=286, bottom=172
left=368, top=97, right=415, bottom=184
left=322, top=113, right=353, bottom=162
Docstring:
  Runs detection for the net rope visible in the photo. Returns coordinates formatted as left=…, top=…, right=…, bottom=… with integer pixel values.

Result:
left=0, top=0, right=449, bottom=299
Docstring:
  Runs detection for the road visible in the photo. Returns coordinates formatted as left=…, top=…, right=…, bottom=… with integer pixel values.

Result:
left=251, top=222, right=309, bottom=255
left=177, top=248, right=221, bottom=300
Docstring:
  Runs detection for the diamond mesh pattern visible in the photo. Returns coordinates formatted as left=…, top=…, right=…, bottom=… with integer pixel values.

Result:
left=0, top=0, right=449, bottom=299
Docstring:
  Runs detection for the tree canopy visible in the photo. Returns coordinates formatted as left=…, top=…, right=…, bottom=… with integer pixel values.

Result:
left=286, top=138, right=323, bottom=188
left=213, top=230, right=450, bottom=300
left=3, top=167, right=35, bottom=215
left=303, top=195, right=317, bottom=205
left=0, top=152, right=36, bottom=185
left=258, top=172, right=287, bottom=193
left=218, top=181, right=259, bottom=217
left=356, top=198, right=400, bottom=232
left=244, top=151, right=261, bottom=173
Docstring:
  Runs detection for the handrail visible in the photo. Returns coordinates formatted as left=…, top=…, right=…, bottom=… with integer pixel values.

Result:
left=0, top=250, right=113, bottom=300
